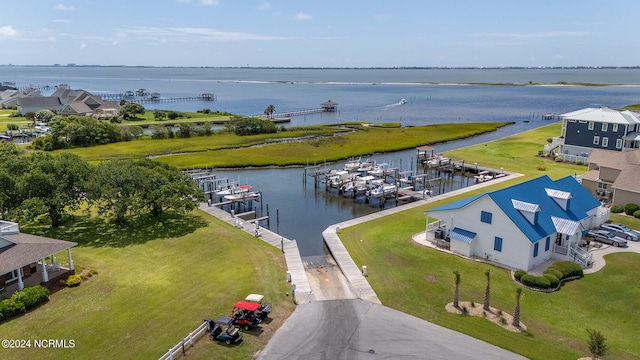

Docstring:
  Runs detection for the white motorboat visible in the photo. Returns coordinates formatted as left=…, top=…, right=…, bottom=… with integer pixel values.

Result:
left=216, top=184, right=252, bottom=196
left=399, top=98, right=407, bottom=105
left=368, top=184, right=397, bottom=198
left=343, top=157, right=362, bottom=172
left=224, top=191, right=261, bottom=202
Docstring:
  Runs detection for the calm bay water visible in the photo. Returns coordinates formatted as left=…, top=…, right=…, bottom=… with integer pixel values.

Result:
left=2, top=66, right=639, bottom=256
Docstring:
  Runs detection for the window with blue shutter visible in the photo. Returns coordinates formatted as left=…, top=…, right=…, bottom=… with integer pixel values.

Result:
left=533, top=242, right=539, bottom=257
left=494, top=237, right=502, bottom=252
left=481, top=211, right=492, bottom=224
left=545, top=237, right=550, bottom=251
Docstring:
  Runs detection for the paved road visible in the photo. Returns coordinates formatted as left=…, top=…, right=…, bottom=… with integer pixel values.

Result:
left=257, top=299, right=528, bottom=360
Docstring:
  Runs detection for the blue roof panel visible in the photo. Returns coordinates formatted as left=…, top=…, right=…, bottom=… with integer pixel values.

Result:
left=450, top=227, right=476, bottom=243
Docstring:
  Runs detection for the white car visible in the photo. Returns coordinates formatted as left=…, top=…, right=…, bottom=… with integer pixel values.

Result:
left=600, top=224, right=640, bottom=241
left=34, top=123, right=50, bottom=133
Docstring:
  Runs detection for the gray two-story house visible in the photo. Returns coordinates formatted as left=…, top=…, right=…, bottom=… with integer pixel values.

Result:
left=552, top=107, right=640, bottom=160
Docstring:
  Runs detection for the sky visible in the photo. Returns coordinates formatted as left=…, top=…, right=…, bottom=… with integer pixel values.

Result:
left=1, top=0, right=639, bottom=68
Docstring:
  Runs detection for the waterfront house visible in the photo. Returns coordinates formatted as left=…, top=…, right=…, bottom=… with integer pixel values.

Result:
left=550, top=107, right=640, bottom=161
left=424, top=176, right=609, bottom=271
left=0, top=220, right=76, bottom=295
left=580, top=148, right=640, bottom=206
left=16, top=88, right=119, bottom=118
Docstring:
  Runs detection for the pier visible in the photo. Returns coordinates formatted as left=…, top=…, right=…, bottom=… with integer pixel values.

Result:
left=99, top=92, right=216, bottom=104
left=256, top=100, right=338, bottom=119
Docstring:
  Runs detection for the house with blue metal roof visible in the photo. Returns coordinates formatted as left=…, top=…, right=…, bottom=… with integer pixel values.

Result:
left=424, top=175, right=610, bottom=271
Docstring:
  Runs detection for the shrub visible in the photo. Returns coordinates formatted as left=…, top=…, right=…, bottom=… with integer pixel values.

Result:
left=624, top=203, right=639, bottom=216
left=543, top=268, right=563, bottom=280
left=536, top=165, right=546, bottom=171
left=555, top=157, right=564, bottom=162
left=18, top=285, right=50, bottom=310
left=63, top=274, right=82, bottom=287
left=514, top=270, right=526, bottom=281
left=0, top=285, right=49, bottom=322
left=520, top=274, right=551, bottom=289
left=576, top=160, right=583, bottom=165
left=7, top=123, right=19, bottom=130
left=544, top=273, right=560, bottom=289
left=548, top=261, right=583, bottom=279
left=610, top=204, right=624, bottom=213
left=634, top=210, right=640, bottom=219
left=0, top=298, right=25, bottom=320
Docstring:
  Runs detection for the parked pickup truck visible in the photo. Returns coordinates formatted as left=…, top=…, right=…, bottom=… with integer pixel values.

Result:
left=585, top=229, right=628, bottom=247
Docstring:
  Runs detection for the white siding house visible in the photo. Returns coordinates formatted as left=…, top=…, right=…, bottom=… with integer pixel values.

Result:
left=425, top=176, right=610, bottom=271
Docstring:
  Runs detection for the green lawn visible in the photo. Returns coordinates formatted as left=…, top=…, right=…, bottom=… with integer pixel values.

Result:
left=0, top=212, right=295, bottom=360
left=339, top=123, right=640, bottom=360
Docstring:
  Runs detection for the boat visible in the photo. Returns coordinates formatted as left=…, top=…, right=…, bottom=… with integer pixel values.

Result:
left=343, top=157, right=362, bottom=172
left=224, top=192, right=261, bottom=202
left=399, top=99, right=407, bottom=105
left=216, top=184, right=252, bottom=196
left=368, top=184, right=397, bottom=198
left=367, top=162, right=389, bottom=177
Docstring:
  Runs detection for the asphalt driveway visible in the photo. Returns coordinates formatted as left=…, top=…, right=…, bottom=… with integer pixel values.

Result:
left=257, top=299, right=527, bottom=360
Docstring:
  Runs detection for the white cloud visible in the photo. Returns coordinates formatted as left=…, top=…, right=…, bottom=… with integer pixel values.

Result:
left=258, top=2, right=272, bottom=11
left=476, top=31, right=591, bottom=39
left=0, top=25, right=18, bottom=38
left=55, top=3, right=76, bottom=11
left=118, top=26, right=288, bottom=42
left=294, top=12, right=311, bottom=20
left=200, top=0, right=219, bottom=5
left=80, top=41, right=87, bottom=49
left=53, top=19, right=71, bottom=23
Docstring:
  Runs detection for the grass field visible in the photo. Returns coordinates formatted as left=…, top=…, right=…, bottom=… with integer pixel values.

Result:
left=0, top=212, right=296, bottom=360
left=338, top=123, right=640, bottom=359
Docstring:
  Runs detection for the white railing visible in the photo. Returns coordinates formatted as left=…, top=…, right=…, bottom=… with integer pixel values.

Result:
left=553, top=243, right=568, bottom=256
left=427, top=220, right=445, bottom=232
left=555, top=153, right=589, bottom=164
left=159, top=321, right=209, bottom=360
left=569, top=244, right=593, bottom=267
left=0, top=220, right=19, bottom=235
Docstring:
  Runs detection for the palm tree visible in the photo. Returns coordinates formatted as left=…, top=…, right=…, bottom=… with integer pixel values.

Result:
left=483, top=269, right=491, bottom=311
left=264, top=104, right=275, bottom=118
left=453, top=271, right=461, bottom=309
left=512, top=287, right=523, bottom=327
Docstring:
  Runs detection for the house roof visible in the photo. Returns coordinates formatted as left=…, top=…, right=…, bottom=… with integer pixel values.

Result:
left=0, top=233, right=77, bottom=274
left=561, top=107, right=640, bottom=125
left=587, top=149, right=640, bottom=193
left=428, top=175, right=601, bottom=243
left=450, top=227, right=476, bottom=243
left=17, top=96, right=61, bottom=108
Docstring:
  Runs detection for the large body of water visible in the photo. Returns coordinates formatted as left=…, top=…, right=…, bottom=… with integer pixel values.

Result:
left=2, top=66, right=639, bottom=256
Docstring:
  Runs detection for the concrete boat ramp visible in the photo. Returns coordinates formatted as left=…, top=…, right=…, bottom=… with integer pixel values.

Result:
left=199, top=172, right=527, bottom=360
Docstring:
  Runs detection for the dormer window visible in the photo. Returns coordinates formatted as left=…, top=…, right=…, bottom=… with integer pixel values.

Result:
left=545, top=188, right=572, bottom=210
left=512, top=199, right=540, bottom=225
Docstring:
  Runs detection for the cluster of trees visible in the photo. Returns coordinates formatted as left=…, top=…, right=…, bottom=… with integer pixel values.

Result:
left=0, top=142, right=204, bottom=226
left=225, top=116, right=278, bottom=136
left=30, top=116, right=142, bottom=150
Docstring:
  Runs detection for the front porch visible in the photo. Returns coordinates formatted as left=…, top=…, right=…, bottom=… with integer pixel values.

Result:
left=1, top=261, right=73, bottom=298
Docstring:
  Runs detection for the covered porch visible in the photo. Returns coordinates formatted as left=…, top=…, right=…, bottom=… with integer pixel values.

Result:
left=1, top=220, right=77, bottom=297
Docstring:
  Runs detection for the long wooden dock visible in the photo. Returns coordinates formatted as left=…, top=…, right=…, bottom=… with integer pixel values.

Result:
left=100, top=93, right=216, bottom=103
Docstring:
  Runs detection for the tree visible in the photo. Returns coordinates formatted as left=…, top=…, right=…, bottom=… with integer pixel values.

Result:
left=512, top=288, right=523, bottom=327
left=14, top=152, right=91, bottom=226
left=264, top=104, right=275, bottom=118
left=34, top=109, right=55, bottom=123
left=453, top=271, right=461, bottom=309
left=586, top=329, right=608, bottom=360
left=120, top=102, right=145, bottom=120
left=483, top=269, right=491, bottom=311
left=88, top=160, right=146, bottom=225
left=136, top=159, right=204, bottom=217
